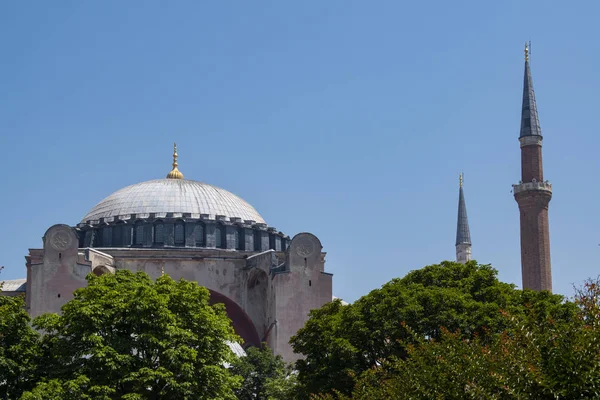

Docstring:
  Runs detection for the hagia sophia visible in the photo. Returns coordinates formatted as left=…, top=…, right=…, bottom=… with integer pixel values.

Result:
left=0, top=45, right=553, bottom=361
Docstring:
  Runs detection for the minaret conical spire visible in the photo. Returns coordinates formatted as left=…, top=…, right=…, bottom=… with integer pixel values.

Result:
left=456, top=173, right=472, bottom=264
left=520, top=42, right=542, bottom=138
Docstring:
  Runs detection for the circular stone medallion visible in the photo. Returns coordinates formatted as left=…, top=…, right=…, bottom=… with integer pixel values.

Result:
left=295, top=236, right=315, bottom=257
left=50, top=229, right=73, bottom=251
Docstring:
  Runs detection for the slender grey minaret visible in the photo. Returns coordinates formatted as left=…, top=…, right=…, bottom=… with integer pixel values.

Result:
left=456, top=173, right=472, bottom=263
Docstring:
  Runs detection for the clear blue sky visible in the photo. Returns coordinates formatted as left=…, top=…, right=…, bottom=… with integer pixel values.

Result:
left=1, top=1, right=598, bottom=302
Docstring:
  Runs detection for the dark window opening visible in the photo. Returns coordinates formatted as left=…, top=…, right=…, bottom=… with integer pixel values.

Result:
left=174, top=222, right=185, bottom=245
left=215, top=226, right=223, bottom=248
left=135, top=223, right=144, bottom=245
left=234, top=229, right=241, bottom=250
left=254, top=231, right=261, bottom=251
left=154, top=223, right=165, bottom=244
left=112, top=224, right=123, bottom=246
left=194, top=223, right=204, bottom=247
left=102, top=228, right=111, bottom=247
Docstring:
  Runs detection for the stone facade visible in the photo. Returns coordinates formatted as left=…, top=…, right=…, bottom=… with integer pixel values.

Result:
left=24, top=224, right=331, bottom=362
left=9, top=158, right=334, bottom=362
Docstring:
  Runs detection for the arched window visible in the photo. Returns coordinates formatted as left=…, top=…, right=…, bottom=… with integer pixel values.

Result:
left=254, top=230, right=261, bottom=251
left=215, top=225, right=223, bottom=248
left=174, top=221, right=185, bottom=245
left=194, top=223, right=204, bottom=247
left=102, top=226, right=111, bottom=247
left=154, top=222, right=164, bottom=244
left=93, top=228, right=103, bottom=247
left=234, top=229, right=241, bottom=250
left=78, top=231, right=85, bottom=248
left=135, top=222, right=145, bottom=245
left=112, top=223, right=123, bottom=246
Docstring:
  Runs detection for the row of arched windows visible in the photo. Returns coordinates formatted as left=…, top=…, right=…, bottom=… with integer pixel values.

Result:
left=98, top=221, right=250, bottom=249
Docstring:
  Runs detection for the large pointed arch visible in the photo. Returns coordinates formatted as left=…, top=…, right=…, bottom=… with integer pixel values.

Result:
left=208, top=290, right=261, bottom=349
left=246, top=268, right=269, bottom=338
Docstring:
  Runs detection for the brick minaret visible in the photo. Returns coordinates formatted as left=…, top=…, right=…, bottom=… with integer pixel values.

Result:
left=456, top=173, right=472, bottom=264
left=512, top=44, right=553, bottom=292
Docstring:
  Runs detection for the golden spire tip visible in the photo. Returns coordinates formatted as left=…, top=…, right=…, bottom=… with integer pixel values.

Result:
left=524, top=42, right=529, bottom=62
left=166, top=142, right=184, bottom=180
left=459, top=172, right=463, bottom=188
left=173, top=142, right=178, bottom=167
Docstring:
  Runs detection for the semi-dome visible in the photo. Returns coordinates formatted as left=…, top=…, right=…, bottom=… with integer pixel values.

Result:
left=82, top=179, right=265, bottom=224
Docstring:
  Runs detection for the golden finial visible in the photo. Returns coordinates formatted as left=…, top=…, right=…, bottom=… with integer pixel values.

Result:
left=161, top=264, right=165, bottom=276
left=524, top=42, right=529, bottom=62
left=173, top=142, right=178, bottom=168
left=166, top=142, right=184, bottom=180
left=459, top=172, right=463, bottom=188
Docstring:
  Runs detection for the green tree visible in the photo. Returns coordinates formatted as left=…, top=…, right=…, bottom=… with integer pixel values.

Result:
left=19, top=376, right=113, bottom=400
left=22, top=270, right=241, bottom=400
left=291, top=261, right=574, bottom=398
left=314, top=278, right=600, bottom=400
left=0, top=267, right=41, bottom=399
left=230, top=343, right=297, bottom=400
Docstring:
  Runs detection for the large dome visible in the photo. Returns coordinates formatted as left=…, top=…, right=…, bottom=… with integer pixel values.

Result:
left=82, top=179, right=266, bottom=224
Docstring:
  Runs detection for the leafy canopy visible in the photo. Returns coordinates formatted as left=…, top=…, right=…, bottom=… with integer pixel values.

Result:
left=0, top=266, right=41, bottom=399
left=23, top=270, right=241, bottom=400
left=315, top=278, right=600, bottom=400
left=230, top=343, right=297, bottom=400
left=290, top=261, right=574, bottom=398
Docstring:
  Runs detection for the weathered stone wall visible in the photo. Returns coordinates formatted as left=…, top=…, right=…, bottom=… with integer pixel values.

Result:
left=93, top=247, right=301, bottom=358
left=25, top=229, right=333, bottom=362
left=29, top=225, right=91, bottom=317
left=272, top=233, right=333, bottom=362
left=115, top=252, right=246, bottom=303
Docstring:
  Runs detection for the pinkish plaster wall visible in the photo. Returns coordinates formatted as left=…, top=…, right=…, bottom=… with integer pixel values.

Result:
left=25, top=230, right=333, bottom=363
left=29, top=225, right=91, bottom=318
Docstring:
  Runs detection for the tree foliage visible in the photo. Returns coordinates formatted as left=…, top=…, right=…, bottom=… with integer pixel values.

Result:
left=291, top=261, right=575, bottom=398
left=1, top=268, right=301, bottom=399
left=315, top=277, right=600, bottom=399
left=0, top=267, right=41, bottom=399
left=230, top=343, right=297, bottom=400
left=4, top=261, right=595, bottom=399
left=22, top=270, right=241, bottom=399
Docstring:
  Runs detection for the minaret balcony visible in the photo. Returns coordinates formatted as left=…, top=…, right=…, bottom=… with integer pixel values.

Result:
left=512, top=180, right=552, bottom=195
